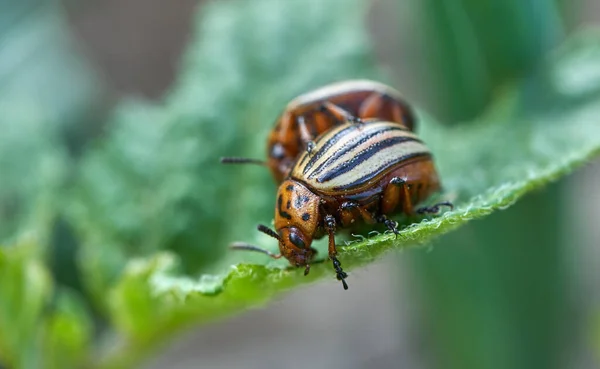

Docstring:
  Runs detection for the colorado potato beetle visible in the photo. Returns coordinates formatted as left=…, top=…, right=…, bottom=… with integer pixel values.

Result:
left=221, top=79, right=416, bottom=182
left=231, top=107, right=451, bottom=290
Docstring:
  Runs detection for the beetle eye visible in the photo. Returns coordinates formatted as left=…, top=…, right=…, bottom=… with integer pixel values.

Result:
left=270, top=143, right=285, bottom=159
left=289, top=232, right=306, bottom=249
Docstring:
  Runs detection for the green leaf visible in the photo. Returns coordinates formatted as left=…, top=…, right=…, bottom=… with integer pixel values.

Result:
left=595, top=312, right=600, bottom=357
left=0, top=240, right=50, bottom=368
left=41, top=289, right=93, bottom=369
left=412, top=0, right=563, bottom=120
left=401, top=3, right=566, bottom=369
left=0, top=1, right=106, bottom=245
left=0, top=2, right=105, bottom=368
left=0, top=241, right=92, bottom=369
left=0, top=106, right=69, bottom=245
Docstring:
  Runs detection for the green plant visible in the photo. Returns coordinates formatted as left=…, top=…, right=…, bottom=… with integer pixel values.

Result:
left=1, top=0, right=600, bottom=368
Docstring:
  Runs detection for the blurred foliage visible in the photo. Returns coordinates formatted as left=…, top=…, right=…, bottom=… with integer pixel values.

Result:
left=416, top=0, right=563, bottom=121
left=0, top=0, right=599, bottom=368
left=406, top=2, right=569, bottom=369
left=595, top=312, right=600, bottom=361
left=0, top=241, right=91, bottom=369
left=0, top=0, right=105, bottom=245
left=413, top=187, right=565, bottom=369
left=0, top=0, right=108, bottom=301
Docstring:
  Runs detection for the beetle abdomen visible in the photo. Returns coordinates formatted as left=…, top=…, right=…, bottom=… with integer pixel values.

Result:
left=292, top=121, right=431, bottom=194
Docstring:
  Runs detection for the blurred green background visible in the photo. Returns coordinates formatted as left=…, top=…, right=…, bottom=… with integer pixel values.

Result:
left=1, top=0, right=600, bottom=368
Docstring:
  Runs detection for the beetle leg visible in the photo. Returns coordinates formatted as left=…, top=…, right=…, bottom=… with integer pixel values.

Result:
left=319, top=101, right=363, bottom=125
left=296, top=115, right=316, bottom=154
left=382, top=177, right=414, bottom=215
left=340, top=201, right=376, bottom=227
left=359, top=93, right=415, bottom=131
left=375, top=214, right=400, bottom=238
left=416, top=201, right=454, bottom=214
left=339, top=202, right=357, bottom=227
left=390, top=100, right=407, bottom=127
left=358, top=92, right=385, bottom=119
left=325, top=215, right=348, bottom=290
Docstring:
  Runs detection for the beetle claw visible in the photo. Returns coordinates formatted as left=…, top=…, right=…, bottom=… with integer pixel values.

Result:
left=331, top=256, right=349, bottom=290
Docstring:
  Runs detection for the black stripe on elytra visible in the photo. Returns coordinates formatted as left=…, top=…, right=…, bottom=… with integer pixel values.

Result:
left=277, top=195, right=292, bottom=219
left=310, top=126, right=417, bottom=177
left=302, top=124, right=358, bottom=173
left=316, top=136, right=421, bottom=183
left=334, top=152, right=431, bottom=190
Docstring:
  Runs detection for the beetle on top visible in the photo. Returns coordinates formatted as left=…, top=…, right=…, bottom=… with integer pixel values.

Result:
left=222, top=79, right=416, bottom=182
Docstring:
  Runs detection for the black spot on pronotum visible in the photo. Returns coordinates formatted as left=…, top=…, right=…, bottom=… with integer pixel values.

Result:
left=294, top=195, right=310, bottom=208
left=302, top=213, right=310, bottom=221
left=278, top=195, right=292, bottom=219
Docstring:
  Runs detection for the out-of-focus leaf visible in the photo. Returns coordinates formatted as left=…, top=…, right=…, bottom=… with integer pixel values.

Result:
left=0, top=106, right=69, bottom=245
left=403, top=2, right=566, bottom=369
left=0, top=241, right=92, bottom=369
left=595, top=312, right=600, bottom=360
left=0, top=3, right=106, bottom=128
left=42, top=289, right=93, bottom=369
left=413, top=0, right=563, bottom=121
left=0, top=1, right=106, bottom=245
left=91, top=27, right=600, bottom=368
left=0, top=240, right=50, bottom=368
left=0, top=2, right=105, bottom=368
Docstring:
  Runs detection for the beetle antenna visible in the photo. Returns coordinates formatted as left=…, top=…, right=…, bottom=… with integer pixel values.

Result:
left=257, top=224, right=281, bottom=241
left=229, top=242, right=282, bottom=259
left=220, top=157, right=267, bottom=166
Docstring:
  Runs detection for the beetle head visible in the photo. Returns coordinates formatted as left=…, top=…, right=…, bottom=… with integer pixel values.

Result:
left=278, top=226, right=318, bottom=275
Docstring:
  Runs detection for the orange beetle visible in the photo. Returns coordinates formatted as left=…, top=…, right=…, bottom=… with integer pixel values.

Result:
left=230, top=108, right=451, bottom=290
left=222, top=79, right=416, bottom=182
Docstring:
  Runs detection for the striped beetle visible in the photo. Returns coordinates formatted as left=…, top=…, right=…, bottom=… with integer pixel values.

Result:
left=231, top=106, right=451, bottom=290
left=221, top=79, right=415, bottom=182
